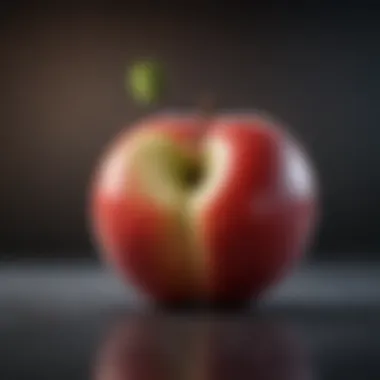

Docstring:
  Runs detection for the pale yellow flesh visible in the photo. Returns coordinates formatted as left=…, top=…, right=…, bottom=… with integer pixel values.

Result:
left=128, top=132, right=232, bottom=297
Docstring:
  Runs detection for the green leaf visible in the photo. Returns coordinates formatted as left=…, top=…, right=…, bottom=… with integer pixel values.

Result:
left=127, top=60, right=166, bottom=106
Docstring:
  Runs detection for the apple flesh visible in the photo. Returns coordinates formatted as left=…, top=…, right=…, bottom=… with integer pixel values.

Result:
left=90, top=112, right=318, bottom=304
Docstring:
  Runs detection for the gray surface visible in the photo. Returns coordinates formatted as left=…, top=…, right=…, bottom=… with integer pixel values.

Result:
left=0, top=261, right=379, bottom=317
left=0, top=261, right=380, bottom=380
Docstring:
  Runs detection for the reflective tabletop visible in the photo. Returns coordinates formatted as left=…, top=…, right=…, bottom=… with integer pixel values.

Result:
left=1, top=262, right=380, bottom=380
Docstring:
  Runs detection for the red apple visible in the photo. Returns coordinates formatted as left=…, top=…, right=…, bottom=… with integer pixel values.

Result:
left=90, top=112, right=318, bottom=303
left=94, top=316, right=311, bottom=380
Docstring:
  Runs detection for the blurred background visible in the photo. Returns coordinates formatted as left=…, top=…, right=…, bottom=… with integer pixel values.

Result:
left=1, top=0, right=380, bottom=260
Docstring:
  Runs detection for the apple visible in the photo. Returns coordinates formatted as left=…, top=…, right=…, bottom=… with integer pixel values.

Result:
left=90, top=111, right=318, bottom=304
left=94, top=316, right=311, bottom=380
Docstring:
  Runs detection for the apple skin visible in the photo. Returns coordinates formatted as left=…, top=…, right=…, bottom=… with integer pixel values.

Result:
left=94, top=316, right=311, bottom=380
left=90, top=112, right=318, bottom=304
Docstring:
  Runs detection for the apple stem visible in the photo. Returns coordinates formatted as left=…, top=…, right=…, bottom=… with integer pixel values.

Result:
left=198, top=93, right=216, bottom=120
left=196, top=93, right=216, bottom=141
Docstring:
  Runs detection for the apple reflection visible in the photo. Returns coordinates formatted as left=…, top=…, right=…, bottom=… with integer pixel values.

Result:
left=94, top=315, right=311, bottom=380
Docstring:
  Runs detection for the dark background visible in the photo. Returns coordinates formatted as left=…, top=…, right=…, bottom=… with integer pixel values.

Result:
left=1, top=1, right=379, bottom=260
